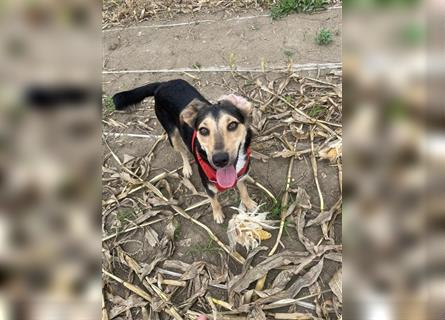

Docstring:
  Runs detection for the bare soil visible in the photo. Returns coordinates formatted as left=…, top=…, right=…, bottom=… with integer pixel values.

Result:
left=103, top=9, right=341, bottom=71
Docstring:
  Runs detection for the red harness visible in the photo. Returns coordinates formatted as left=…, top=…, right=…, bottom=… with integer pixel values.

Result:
left=191, top=130, right=251, bottom=192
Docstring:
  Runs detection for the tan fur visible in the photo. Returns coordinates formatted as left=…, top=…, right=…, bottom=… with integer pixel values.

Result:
left=171, top=128, right=192, bottom=178
left=210, top=195, right=224, bottom=224
left=197, top=113, right=247, bottom=165
left=237, top=180, right=257, bottom=210
left=180, top=99, right=206, bottom=127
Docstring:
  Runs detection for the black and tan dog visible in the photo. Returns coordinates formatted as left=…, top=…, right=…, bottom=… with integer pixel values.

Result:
left=113, top=79, right=256, bottom=223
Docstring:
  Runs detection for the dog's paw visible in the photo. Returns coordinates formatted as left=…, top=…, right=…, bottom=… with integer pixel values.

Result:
left=213, top=210, right=225, bottom=224
left=182, top=163, right=192, bottom=178
left=243, top=198, right=257, bottom=211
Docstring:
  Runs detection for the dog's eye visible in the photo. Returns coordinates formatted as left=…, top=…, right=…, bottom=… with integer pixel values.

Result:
left=199, top=127, right=209, bottom=136
left=227, top=122, right=238, bottom=131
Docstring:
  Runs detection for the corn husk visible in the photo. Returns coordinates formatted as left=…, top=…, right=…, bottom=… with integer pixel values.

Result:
left=318, top=139, right=342, bottom=162
left=227, top=203, right=278, bottom=250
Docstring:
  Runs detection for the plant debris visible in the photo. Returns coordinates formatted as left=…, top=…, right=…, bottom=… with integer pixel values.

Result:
left=102, top=69, right=342, bottom=319
left=227, top=204, right=278, bottom=250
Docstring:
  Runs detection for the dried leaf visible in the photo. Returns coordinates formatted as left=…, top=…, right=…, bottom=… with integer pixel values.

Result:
left=109, top=294, right=146, bottom=319
left=248, top=305, right=266, bottom=320
left=257, top=255, right=316, bottom=297
left=329, top=268, right=342, bottom=303
left=145, top=227, right=159, bottom=247
left=273, top=149, right=297, bottom=158
left=163, top=260, right=190, bottom=272
left=255, top=258, right=325, bottom=305
left=181, top=177, right=198, bottom=194
left=285, top=258, right=324, bottom=298
left=325, top=252, right=342, bottom=262
left=295, top=187, right=311, bottom=209
left=307, top=199, right=341, bottom=230
left=122, top=154, right=135, bottom=164
left=291, top=111, right=312, bottom=123
left=229, top=251, right=308, bottom=293
left=273, top=312, right=314, bottom=319
left=291, top=211, right=315, bottom=253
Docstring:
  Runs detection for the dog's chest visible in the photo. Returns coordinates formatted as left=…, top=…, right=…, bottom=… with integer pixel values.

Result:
left=236, top=149, right=247, bottom=174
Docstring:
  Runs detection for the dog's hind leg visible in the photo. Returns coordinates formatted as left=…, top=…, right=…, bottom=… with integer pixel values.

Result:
left=155, top=103, right=192, bottom=178
left=170, top=128, right=193, bottom=178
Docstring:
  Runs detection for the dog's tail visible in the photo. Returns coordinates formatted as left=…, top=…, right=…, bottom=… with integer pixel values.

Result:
left=112, top=82, right=161, bottom=110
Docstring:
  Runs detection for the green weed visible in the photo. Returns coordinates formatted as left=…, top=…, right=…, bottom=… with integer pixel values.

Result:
left=271, top=0, right=328, bottom=19
left=228, top=53, right=237, bottom=70
left=103, top=96, right=114, bottom=114
left=116, top=208, right=136, bottom=227
left=268, top=201, right=282, bottom=220
left=315, top=28, right=333, bottom=45
left=283, top=49, right=294, bottom=58
left=307, top=105, right=325, bottom=118
left=174, top=224, right=182, bottom=241
left=192, top=62, right=202, bottom=69
left=284, top=95, right=293, bottom=104
left=283, top=218, right=292, bottom=237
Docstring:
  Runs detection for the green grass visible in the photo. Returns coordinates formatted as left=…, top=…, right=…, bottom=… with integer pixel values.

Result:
left=283, top=218, right=292, bottom=237
left=307, top=105, right=325, bottom=118
left=399, top=23, right=425, bottom=46
left=192, top=62, right=202, bottom=69
left=283, top=49, right=294, bottom=58
left=103, top=96, right=114, bottom=114
left=284, top=95, right=293, bottom=104
left=115, top=208, right=136, bottom=231
left=268, top=200, right=282, bottom=220
left=267, top=202, right=293, bottom=237
left=385, top=99, right=409, bottom=121
left=228, top=53, right=237, bottom=70
left=174, top=224, right=182, bottom=241
left=315, top=28, right=333, bottom=45
left=271, top=0, right=328, bottom=19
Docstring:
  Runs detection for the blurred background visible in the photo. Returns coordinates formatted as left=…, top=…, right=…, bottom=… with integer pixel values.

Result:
left=0, top=0, right=443, bottom=319
left=343, top=0, right=444, bottom=319
left=0, top=0, right=101, bottom=319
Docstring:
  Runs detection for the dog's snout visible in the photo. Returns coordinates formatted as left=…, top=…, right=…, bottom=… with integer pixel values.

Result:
left=212, top=152, right=229, bottom=167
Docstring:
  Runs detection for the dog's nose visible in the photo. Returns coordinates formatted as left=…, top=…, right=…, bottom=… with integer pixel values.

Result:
left=212, top=152, right=229, bottom=167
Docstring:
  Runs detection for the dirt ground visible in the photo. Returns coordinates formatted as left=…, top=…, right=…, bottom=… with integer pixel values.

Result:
left=102, top=4, right=342, bottom=320
left=103, top=9, right=341, bottom=71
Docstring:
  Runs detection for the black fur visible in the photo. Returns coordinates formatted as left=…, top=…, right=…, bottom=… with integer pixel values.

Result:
left=113, top=82, right=162, bottom=110
left=112, top=79, right=251, bottom=197
left=195, top=101, right=246, bottom=127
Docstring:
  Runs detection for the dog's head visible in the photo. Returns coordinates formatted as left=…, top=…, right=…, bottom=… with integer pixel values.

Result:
left=180, top=94, right=252, bottom=174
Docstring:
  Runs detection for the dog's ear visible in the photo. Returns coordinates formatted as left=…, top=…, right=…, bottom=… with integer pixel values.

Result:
left=180, top=99, right=207, bottom=128
left=218, top=94, right=253, bottom=117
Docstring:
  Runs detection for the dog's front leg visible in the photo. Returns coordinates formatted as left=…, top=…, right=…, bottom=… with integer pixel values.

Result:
left=237, top=179, right=257, bottom=211
left=207, top=188, right=224, bottom=224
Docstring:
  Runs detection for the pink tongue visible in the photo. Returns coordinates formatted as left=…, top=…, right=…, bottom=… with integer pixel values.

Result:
left=216, top=165, right=237, bottom=188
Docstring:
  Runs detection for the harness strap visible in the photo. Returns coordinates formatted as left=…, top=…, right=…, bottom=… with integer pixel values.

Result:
left=192, top=130, right=251, bottom=192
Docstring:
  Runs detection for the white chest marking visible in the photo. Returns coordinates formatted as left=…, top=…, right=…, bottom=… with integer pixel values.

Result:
left=236, top=147, right=247, bottom=174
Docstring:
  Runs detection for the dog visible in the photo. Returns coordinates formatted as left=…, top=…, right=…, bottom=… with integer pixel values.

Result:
left=112, top=79, right=257, bottom=223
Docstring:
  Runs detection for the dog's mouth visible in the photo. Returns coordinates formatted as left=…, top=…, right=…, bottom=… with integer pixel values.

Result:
left=215, top=165, right=237, bottom=188
left=213, top=147, right=241, bottom=188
